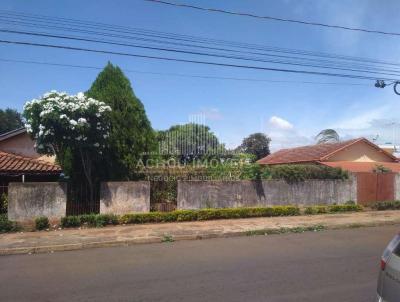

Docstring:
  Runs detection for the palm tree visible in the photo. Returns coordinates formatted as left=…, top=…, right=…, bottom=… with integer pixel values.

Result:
left=315, top=129, right=340, bottom=144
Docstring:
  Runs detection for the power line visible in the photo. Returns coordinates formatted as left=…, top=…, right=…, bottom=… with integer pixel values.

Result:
left=3, top=18, right=399, bottom=73
left=144, top=0, right=400, bottom=37
left=0, top=10, right=399, bottom=68
left=0, top=39, right=396, bottom=81
left=0, top=57, right=369, bottom=86
left=2, top=29, right=400, bottom=77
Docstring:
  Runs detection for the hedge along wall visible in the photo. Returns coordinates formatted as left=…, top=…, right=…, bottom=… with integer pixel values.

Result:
left=177, top=178, right=357, bottom=210
left=100, top=181, right=150, bottom=215
left=8, top=182, right=67, bottom=221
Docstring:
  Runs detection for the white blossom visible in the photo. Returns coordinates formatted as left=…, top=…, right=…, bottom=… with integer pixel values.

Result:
left=78, top=118, right=87, bottom=124
left=23, top=90, right=112, bottom=155
left=25, top=123, right=32, bottom=133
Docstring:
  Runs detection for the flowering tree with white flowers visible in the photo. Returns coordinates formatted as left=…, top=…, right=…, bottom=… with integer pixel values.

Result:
left=23, top=90, right=112, bottom=201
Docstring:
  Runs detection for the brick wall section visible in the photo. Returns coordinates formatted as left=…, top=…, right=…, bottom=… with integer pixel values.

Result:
left=100, top=181, right=150, bottom=215
left=8, top=182, right=67, bottom=221
left=177, top=178, right=357, bottom=210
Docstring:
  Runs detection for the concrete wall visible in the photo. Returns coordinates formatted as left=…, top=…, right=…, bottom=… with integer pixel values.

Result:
left=177, top=178, right=357, bottom=209
left=100, top=181, right=150, bottom=215
left=8, top=182, right=67, bottom=221
left=395, top=174, right=400, bottom=200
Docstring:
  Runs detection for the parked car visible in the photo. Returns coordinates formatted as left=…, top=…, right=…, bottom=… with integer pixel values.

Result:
left=377, top=233, right=400, bottom=301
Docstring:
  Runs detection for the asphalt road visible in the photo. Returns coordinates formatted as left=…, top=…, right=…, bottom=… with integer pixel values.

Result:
left=0, top=225, right=397, bottom=302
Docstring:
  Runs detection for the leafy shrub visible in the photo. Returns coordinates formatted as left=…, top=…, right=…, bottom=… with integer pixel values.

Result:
left=239, top=164, right=262, bottom=180
left=328, top=204, right=363, bottom=213
left=0, top=214, right=19, bottom=233
left=0, top=193, right=7, bottom=214
left=94, top=214, right=119, bottom=227
left=373, top=164, right=392, bottom=173
left=305, top=204, right=362, bottom=215
left=371, top=201, right=400, bottom=211
left=61, top=216, right=81, bottom=228
left=63, top=206, right=300, bottom=228
left=150, top=180, right=177, bottom=204
left=206, top=163, right=261, bottom=180
left=35, top=216, right=50, bottom=230
left=61, top=214, right=118, bottom=228
left=265, top=165, right=348, bottom=183
left=79, top=213, right=97, bottom=226
left=304, top=206, right=328, bottom=215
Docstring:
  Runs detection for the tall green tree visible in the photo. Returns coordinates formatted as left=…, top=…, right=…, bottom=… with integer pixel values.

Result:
left=86, top=63, right=156, bottom=179
left=0, top=108, right=23, bottom=134
left=237, top=132, right=271, bottom=161
left=158, top=123, right=225, bottom=162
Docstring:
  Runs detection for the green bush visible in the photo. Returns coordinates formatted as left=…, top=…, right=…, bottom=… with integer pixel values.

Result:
left=60, top=204, right=366, bottom=229
left=150, top=180, right=177, bottom=204
left=206, top=163, right=261, bottom=180
left=265, top=164, right=349, bottom=183
left=304, top=206, right=328, bottom=215
left=328, top=204, right=363, bottom=213
left=304, top=204, right=362, bottom=215
left=63, top=206, right=300, bottom=228
left=61, top=214, right=119, bottom=228
left=35, top=216, right=50, bottom=231
left=94, top=214, right=119, bottom=227
left=79, top=213, right=97, bottom=226
left=0, top=214, right=19, bottom=233
left=239, top=164, right=262, bottom=180
left=373, top=164, right=392, bottom=173
left=61, top=216, right=81, bottom=228
left=371, top=201, right=400, bottom=211
left=0, top=193, right=7, bottom=214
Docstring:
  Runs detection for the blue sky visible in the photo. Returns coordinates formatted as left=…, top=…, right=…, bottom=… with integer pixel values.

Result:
left=1, top=0, right=400, bottom=150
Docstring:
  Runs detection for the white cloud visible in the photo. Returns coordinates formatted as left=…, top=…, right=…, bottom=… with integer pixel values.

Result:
left=269, top=116, right=294, bottom=130
left=329, top=95, right=400, bottom=145
left=265, top=116, right=312, bottom=151
left=332, top=105, right=390, bottom=130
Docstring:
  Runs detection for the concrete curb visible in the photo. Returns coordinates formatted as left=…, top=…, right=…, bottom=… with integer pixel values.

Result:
left=1, top=219, right=399, bottom=256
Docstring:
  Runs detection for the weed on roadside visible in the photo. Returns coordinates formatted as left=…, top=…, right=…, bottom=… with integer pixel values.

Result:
left=246, top=224, right=326, bottom=236
left=162, top=235, right=174, bottom=243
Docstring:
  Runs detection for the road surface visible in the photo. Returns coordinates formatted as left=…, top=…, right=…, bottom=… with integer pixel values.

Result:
left=1, top=225, right=397, bottom=302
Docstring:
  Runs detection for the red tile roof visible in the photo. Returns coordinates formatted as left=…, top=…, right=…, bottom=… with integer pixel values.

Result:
left=321, top=161, right=400, bottom=173
left=0, top=151, right=61, bottom=175
left=257, top=138, right=398, bottom=165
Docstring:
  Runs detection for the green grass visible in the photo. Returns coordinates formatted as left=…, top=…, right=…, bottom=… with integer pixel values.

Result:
left=246, top=224, right=326, bottom=236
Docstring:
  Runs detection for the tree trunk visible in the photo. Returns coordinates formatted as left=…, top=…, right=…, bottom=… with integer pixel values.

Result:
left=79, top=148, right=94, bottom=205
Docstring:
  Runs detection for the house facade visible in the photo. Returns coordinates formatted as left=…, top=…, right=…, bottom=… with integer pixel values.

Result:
left=257, top=138, right=400, bottom=173
left=0, top=128, right=61, bottom=197
left=0, top=128, right=55, bottom=163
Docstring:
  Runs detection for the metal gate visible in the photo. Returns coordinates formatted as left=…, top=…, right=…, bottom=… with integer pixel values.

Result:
left=66, top=180, right=100, bottom=216
left=357, top=172, right=395, bottom=205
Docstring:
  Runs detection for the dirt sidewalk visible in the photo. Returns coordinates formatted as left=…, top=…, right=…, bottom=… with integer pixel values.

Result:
left=1, top=210, right=400, bottom=255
